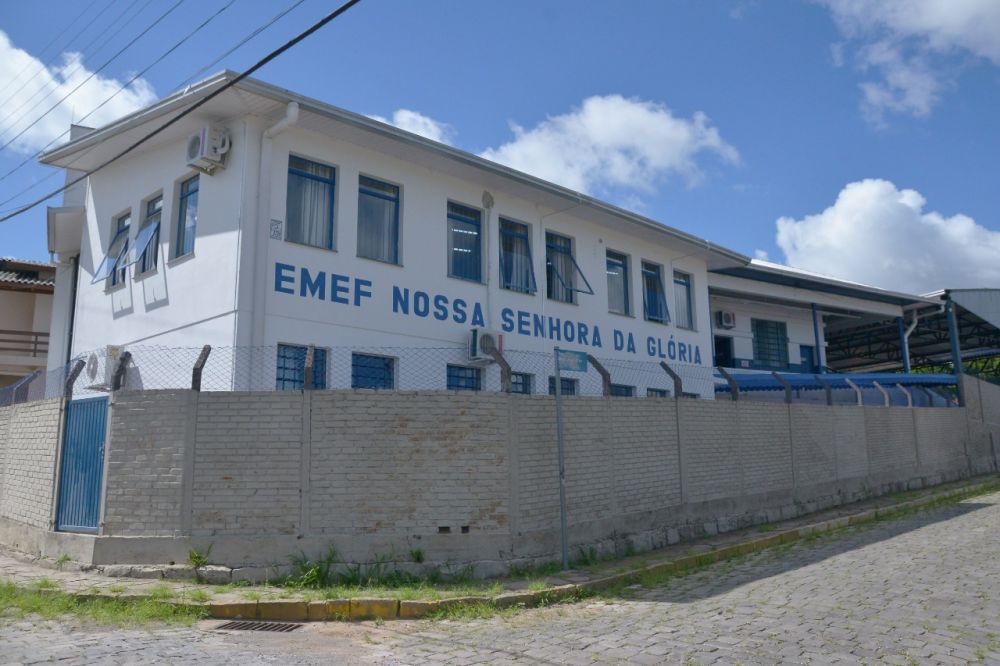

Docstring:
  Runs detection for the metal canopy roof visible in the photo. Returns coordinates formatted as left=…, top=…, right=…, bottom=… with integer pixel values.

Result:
left=714, top=371, right=957, bottom=393
left=824, top=289, right=1000, bottom=372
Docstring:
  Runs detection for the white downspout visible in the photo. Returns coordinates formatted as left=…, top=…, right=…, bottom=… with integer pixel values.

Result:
left=250, top=102, right=300, bottom=352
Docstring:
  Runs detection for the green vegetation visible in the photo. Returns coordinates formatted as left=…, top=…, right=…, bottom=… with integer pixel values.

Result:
left=0, top=581, right=206, bottom=626
left=187, top=545, right=213, bottom=570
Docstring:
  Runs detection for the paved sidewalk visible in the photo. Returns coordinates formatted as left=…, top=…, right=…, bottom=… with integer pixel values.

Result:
left=1, top=475, right=998, bottom=615
left=3, top=487, right=1000, bottom=664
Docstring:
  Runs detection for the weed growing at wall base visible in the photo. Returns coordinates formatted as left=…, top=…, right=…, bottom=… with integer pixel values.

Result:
left=0, top=582, right=206, bottom=626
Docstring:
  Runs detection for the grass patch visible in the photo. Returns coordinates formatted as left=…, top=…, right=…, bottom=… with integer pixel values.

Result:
left=0, top=581, right=206, bottom=627
left=146, top=584, right=175, bottom=601
left=187, top=589, right=211, bottom=603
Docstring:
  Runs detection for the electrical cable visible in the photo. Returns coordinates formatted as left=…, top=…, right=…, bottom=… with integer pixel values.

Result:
left=0, top=0, right=238, bottom=189
left=0, top=0, right=186, bottom=154
left=0, top=0, right=364, bottom=223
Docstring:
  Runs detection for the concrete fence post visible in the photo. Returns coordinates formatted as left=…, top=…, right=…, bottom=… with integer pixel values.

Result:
left=717, top=366, right=739, bottom=401
left=587, top=355, right=612, bottom=396
left=659, top=361, right=683, bottom=399
left=191, top=345, right=212, bottom=392
left=303, top=345, right=315, bottom=391
left=486, top=347, right=512, bottom=393
left=111, top=351, right=132, bottom=392
left=814, top=374, right=833, bottom=406
left=771, top=372, right=792, bottom=404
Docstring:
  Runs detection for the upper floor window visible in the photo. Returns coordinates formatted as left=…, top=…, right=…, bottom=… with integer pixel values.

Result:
left=673, top=270, right=694, bottom=329
left=606, top=250, right=630, bottom=315
left=357, top=176, right=399, bottom=264
left=138, top=195, right=162, bottom=274
left=546, top=232, right=593, bottom=304
left=108, top=213, right=130, bottom=287
left=286, top=156, right=336, bottom=250
left=276, top=343, right=327, bottom=390
left=175, top=175, right=199, bottom=258
left=447, top=202, right=481, bottom=282
left=752, top=319, right=789, bottom=369
left=499, top=218, right=536, bottom=294
left=642, top=261, right=669, bottom=324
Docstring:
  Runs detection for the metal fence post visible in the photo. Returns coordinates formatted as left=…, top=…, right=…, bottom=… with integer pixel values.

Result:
left=896, top=383, right=913, bottom=408
left=871, top=380, right=890, bottom=407
left=659, top=361, right=683, bottom=399
left=191, top=345, right=212, bottom=392
left=111, top=351, right=132, bottom=392
left=553, top=347, right=569, bottom=570
left=486, top=347, right=512, bottom=393
left=844, top=377, right=863, bottom=406
left=586, top=355, right=611, bottom=396
left=771, top=372, right=793, bottom=404
left=717, top=366, right=739, bottom=401
left=64, top=360, right=85, bottom=401
left=814, top=374, right=833, bottom=406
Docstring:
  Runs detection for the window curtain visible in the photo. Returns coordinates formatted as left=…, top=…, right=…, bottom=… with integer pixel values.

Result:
left=546, top=234, right=575, bottom=302
left=448, top=203, right=481, bottom=281
left=358, top=177, right=398, bottom=263
left=500, top=220, right=533, bottom=292
left=643, top=264, right=669, bottom=323
left=606, top=252, right=628, bottom=314
left=674, top=272, right=693, bottom=329
left=287, top=158, right=334, bottom=249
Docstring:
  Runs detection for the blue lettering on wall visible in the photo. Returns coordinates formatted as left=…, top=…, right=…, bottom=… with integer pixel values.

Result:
left=433, top=294, right=449, bottom=321
left=275, top=263, right=295, bottom=294
left=300, top=268, right=325, bottom=300
left=331, top=274, right=350, bottom=304
left=500, top=307, right=514, bottom=332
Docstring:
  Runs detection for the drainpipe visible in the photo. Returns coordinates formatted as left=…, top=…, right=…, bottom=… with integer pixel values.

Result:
left=482, top=191, right=495, bottom=329
left=810, top=303, right=825, bottom=374
left=249, top=103, right=299, bottom=351
left=945, top=296, right=965, bottom=406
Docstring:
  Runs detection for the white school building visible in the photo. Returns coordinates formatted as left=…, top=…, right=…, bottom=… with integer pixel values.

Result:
left=40, top=72, right=935, bottom=398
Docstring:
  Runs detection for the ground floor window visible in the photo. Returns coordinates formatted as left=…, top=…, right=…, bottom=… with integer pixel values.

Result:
left=276, top=344, right=327, bottom=390
left=352, top=353, right=394, bottom=389
left=752, top=319, right=789, bottom=369
left=510, top=372, right=533, bottom=394
left=447, top=364, right=481, bottom=391
left=609, top=384, right=635, bottom=397
left=548, top=376, right=578, bottom=396
left=647, top=388, right=670, bottom=398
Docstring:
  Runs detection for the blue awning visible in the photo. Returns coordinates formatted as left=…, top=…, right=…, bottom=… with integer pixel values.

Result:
left=715, top=371, right=957, bottom=393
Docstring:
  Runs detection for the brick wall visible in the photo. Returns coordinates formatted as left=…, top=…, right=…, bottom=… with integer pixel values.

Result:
left=0, top=399, right=61, bottom=528
left=678, top=400, right=740, bottom=503
left=103, top=391, right=189, bottom=536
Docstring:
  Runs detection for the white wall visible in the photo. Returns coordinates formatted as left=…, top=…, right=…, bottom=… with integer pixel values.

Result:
left=710, top=294, right=821, bottom=370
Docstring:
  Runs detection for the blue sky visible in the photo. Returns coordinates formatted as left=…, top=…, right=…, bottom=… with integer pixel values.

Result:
left=1, top=0, right=997, bottom=293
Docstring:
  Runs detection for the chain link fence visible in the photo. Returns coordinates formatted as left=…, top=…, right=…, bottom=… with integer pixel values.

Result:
left=0, top=344, right=718, bottom=405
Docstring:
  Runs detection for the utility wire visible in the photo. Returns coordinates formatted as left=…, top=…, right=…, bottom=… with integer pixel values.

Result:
left=0, top=0, right=149, bottom=127
left=0, top=0, right=186, bottom=154
left=0, top=0, right=107, bottom=106
left=0, top=0, right=364, bottom=223
left=0, top=0, right=305, bottom=206
left=0, top=0, right=238, bottom=188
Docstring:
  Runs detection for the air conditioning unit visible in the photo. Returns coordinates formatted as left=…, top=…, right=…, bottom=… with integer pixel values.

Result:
left=715, top=311, right=736, bottom=329
left=186, top=126, right=231, bottom=174
left=469, top=328, right=503, bottom=363
left=85, top=344, right=124, bottom=390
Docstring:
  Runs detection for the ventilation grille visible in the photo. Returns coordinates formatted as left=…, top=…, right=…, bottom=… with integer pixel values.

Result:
left=216, top=621, right=302, bottom=632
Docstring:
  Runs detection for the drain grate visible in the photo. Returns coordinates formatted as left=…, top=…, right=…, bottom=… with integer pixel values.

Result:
left=216, top=620, right=303, bottom=632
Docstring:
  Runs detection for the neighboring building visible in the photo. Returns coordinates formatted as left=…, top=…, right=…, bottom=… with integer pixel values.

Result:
left=0, top=258, right=55, bottom=386
left=36, top=72, right=958, bottom=398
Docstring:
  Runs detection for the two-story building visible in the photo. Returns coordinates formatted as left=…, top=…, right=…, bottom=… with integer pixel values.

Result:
left=0, top=258, right=54, bottom=387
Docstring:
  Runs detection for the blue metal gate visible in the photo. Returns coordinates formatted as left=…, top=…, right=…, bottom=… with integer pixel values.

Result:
left=55, top=396, right=108, bottom=533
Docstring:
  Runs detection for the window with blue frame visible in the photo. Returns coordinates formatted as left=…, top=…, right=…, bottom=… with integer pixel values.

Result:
left=107, top=213, right=130, bottom=287
left=358, top=175, right=399, bottom=264
left=642, top=261, right=669, bottom=324
left=276, top=344, right=327, bottom=390
left=175, top=175, right=199, bottom=258
left=606, top=250, right=630, bottom=315
left=351, top=353, right=395, bottom=389
left=609, top=384, right=635, bottom=397
left=752, top=319, right=789, bottom=369
left=647, top=388, right=670, bottom=398
left=447, top=364, right=481, bottom=391
left=286, top=156, right=336, bottom=250
left=548, top=376, right=578, bottom=396
left=499, top=218, right=536, bottom=293
left=510, top=372, right=532, bottom=394
left=138, top=195, right=162, bottom=274
left=546, top=232, right=593, bottom=303
left=673, top=270, right=694, bottom=329
left=447, top=202, right=481, bottom=281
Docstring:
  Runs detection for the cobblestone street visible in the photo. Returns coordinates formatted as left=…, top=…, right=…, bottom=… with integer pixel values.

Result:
left=4, top=491, right=1000, bottom=664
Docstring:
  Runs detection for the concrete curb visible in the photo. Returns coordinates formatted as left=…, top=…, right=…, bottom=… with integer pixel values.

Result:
left=34, top=477, right=1000, bottom=623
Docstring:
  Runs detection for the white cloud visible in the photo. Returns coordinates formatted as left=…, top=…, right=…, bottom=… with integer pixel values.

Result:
left=774, top=178, right=1000, bottom=293
left=820, top=0, right=1000, bottom=124
left=479, top=95, right=738, bottom=196
left=0, top=31, right=157, bottom=154
left=369, top=109, right=454, bottom=145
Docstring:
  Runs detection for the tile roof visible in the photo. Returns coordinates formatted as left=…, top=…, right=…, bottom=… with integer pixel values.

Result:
left=0, top=258, right=56, bottom=289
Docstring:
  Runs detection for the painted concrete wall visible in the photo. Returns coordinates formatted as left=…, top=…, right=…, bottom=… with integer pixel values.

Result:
left=20, top=384, right=984, bottom=574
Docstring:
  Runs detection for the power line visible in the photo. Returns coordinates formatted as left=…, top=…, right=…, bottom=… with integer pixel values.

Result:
left=0, top=0, right=305, bottom=203
left=0, top=0, right=365, bottom=224
left=0, top=0, right=186, bottom=154
left=0, top=0, right=155, bottom=131
left=0, top=0, right=238, bottom=189
left=0, top=0, right=107, bottom=107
